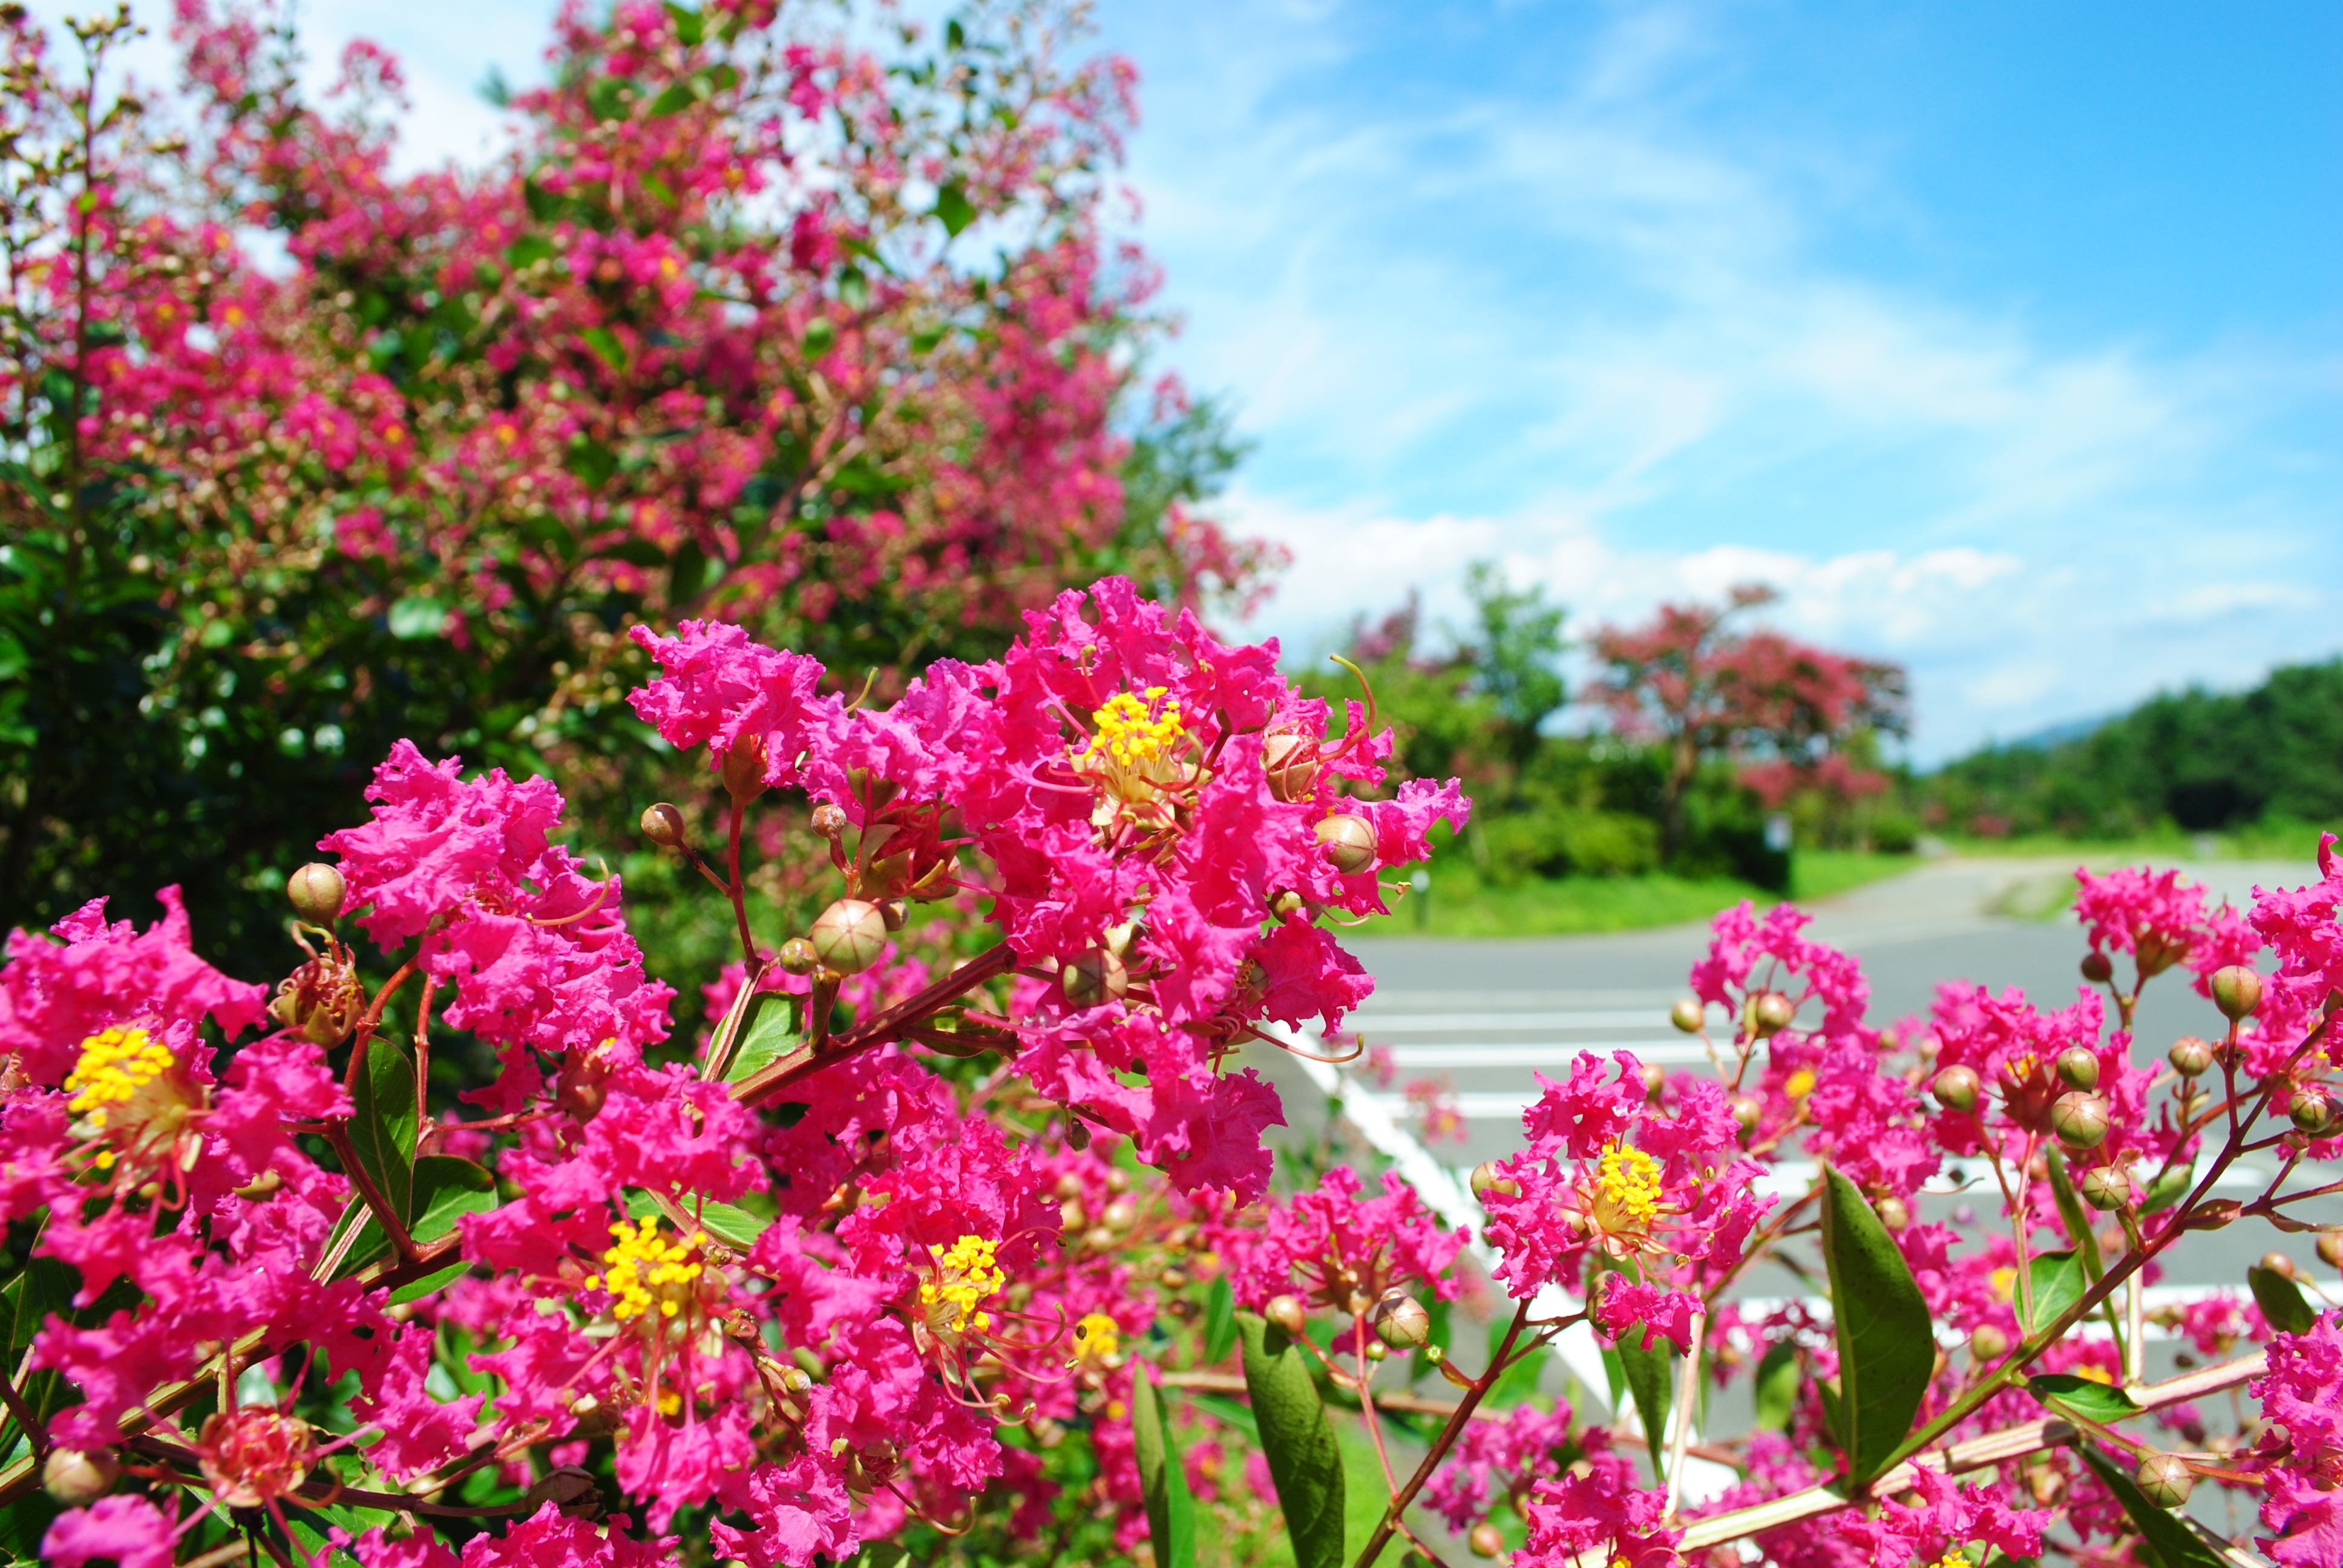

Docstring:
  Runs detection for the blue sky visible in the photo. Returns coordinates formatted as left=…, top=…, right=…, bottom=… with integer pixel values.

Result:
left=59, top=0, right=2341, bottom=761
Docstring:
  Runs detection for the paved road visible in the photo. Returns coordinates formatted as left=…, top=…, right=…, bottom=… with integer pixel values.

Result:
left=1254, top=854, right=2340, bottom=1338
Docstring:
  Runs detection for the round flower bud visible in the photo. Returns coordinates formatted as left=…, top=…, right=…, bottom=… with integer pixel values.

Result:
left=2261, top=1252, right=2297, bottom=1279
left=2081, top=1166, right=2131, bottom=1211
left=2168, top=1036, right=2215, bottom=1077
left=808, top=899, right=888, bottom=975
left=2316, top=1232, right=2343, bottom=1270
left=1669, top=998, right=1705, bottom=1034
left=2134, top=1452, right=2195, bottom=1509
left=1931, top=1065, right=1981, bottom=1113
left=1640, top=1062, right=1666, bottom=1099
left=2291, top=1088, right=2338, bottom=1137
left=721, top=734, right=769, bottom=803
left=286, top=862, right=346, bottom=924
left=1101, top=1196, right=1139, bottom=1232
left=1729, top=1093, right=1763, bottom=1131
left=1873, top=1195, right=1910, bottom=1232
left=1265, top=1295, right=1307, bottom=1336
left=1316, top=814, right=1378, bottom=876
left=1060, top=949, right=1129, bottom=1011
left=2210, top=965, right=2263, bottom=1021
left=1270, top=889, right=1308, bottom=921
left=42, top=1446, right=118, bottom=1505
left=2080, top=950, right=2114, bottom=984
left=1365, top=1339, right=1388, bottom=1362
left=1751, top=991, right=1796, bottom=1037
left=810, top=802, right=849, bottom=839
left=1469, top=1523, right=1506, bottom=1558
left=2183, top=1199, right=2241, bottom=1231
left=777, top=937, right=819, bottom=976
left=1263, top=733, right=1322, bottom=803
left=1469, top=1161, right=1519, bottom=1201
left=2026, top=1465, right=2068, bottom=1507
left=1969, top=1324, right=2009, bottom=1361
left=639, top=802, right=687, bottom=849
left=1368, top=1289, right=1432, bottom=1350
left=876, top=898, right=907, bottom=933
left=2054, top=1047, right=2100, bottom=1093
left=2051, top=1091, right=2111, bottom=1150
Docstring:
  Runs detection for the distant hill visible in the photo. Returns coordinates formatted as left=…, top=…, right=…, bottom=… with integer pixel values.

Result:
left=1922, top=658, right=2343, bottom=838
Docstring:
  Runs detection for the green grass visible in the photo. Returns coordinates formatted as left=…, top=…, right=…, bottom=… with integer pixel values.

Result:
left=1354, top=851, right=1921, bottom=938
left=1929, top=815, right=2329, bottom=864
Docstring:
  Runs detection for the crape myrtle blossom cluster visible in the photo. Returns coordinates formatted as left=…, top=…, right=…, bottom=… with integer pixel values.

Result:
left=0, top=578, right=1470, bottom=1564
left=5, top=583, right=2343, bottom=1568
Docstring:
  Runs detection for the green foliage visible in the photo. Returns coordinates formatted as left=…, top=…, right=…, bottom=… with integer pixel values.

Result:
left=1238, top=1311, right=1346, bottom=1568
left=1818, top=1167, right=1933, bottom=1483
left=1134, top=1368, right=1198, bottom=1568
left=1924, top=656, right=2343, bottom=838
left=2075, top=1445, right=2229, bottom=1568
left=2248, top=1262, right=2318, bottom=1335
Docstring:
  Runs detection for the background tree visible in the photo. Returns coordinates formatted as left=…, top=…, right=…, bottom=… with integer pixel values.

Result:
left=0, top=0, right=1271, bottom=975
left=1587, top=583, right=1907, bottom=863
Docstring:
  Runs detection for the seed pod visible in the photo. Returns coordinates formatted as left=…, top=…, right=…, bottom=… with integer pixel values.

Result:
left=2081, top=1166, right=2131, bottom=1211
left=2316, top=1232, right=2343, bottom=1269
left=2134, top=1452, right=2195, bottom=1508
left=808, top=899, right=888, bottom=975
left=1873, top=1195, right=1910, bottom=1232
left=1670, top=998, right=1705, bottom=1033
left=2168, top=1036, right=2214, bottom=1077
left=1263, top=733, right=1322, bottom=803
left=2080, top=950, right=2114, bottom=984
left=2210, top=965, right=2263, bottom=1021
left=1469, top=1523, right=1506, bottom=1559
left=1931, top=1065, right=1982, bottom=1113
left=1265, top=1294, right=1307, bottom=1336
left=2261, top=1252, right=2297, bottom=1279
left=1368, top=1288, right=1432, bottom=1350
left=2183, top=1199, right=2242, bottom=1231
left=1060, top=949, right=1129, bottom=1011
left=286, top=862, right=346, bottom=924
left=639, top=802, right=687, bottom=849
left=1316, top=814, right=1378, bottom=876
left=721, top=734, right=769, bottom=803
left=2290, top=1087, right=2338, bottom=1137
left=2051, top=1091, right=2110, bottom=1150
left=2054, top=1047, right=2100, bottom=1092
left=1970, top=1324, right=2009, bottom=1360
left=1469, top=1161, right=1520, bottom=1201
left=42, top=1447, right=118, bottom=1505
left=1752, top=991, right=1796, bottom=1037
left=777, top=937, right=819, bottom=976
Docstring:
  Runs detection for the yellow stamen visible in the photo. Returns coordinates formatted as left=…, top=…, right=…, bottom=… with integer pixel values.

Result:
left=586, top=1217, right=707, bottom=1323
left=1784, top=1068, right=1817, bottom=1100
left=1089, top=687, right=1184, bottom=768
left=1595, top=1142, right=1663, bottom=1226
left=920, top=1234, right=1006, bottom=1334
left=65, top=1027, right=175, bottom=1131
left=1072, top=1312, right=1121, bottom=1362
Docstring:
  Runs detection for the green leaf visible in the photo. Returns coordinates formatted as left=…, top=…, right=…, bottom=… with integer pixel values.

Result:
left=350, top=1040, right=419, bottom=1224
left=2249, top=1263, right=2318, bottom=1335
left=565, top=436, right=619, bottom=489
left=724, top=991, right=801, bottom=1085
left=1202, top=1274, right=1236, bottom=1365
left=505, top=234, right=557, bottom=269
left=1133, top=1367, right=1197, bottom=1568
left=932, top=180, right=976, bottom=237
left=580, top=326, right=628, bottom=372
left=647, top=80, right=698, bottom=116
left=2024, top=1250, right=2088, bottom=1337
left=334, top=1156, right=495, bottom=1282
left=2046, top=1151, right=2103, bottom=1281
left=1752, top=1341, right=1801, bottom=1431
left=386, top=1258, right=470, bottom=1306
left=665, top=2, right=704, bottom=45
left=1819, top=1166, right=1934, bottom=1483
left=803, top=316, right=836, bottom=354
left=385, top=597, right=449, bottom=639
left=2075, top=1444, right=2227, bottom=1568
left=623, top=1189, right=772, bottom=1252
left=593, top=538, right=669, bottom=570
left=2140, top=1165, right=2194, bottom=1216
left=839, top=267, right=871, bottom=313
left=1238, top=1311, right=1345, bottom=1568
left=1613, top=1328, right=1674, bottom=1485
left=2028, top=1373, right=2141, bottom=1425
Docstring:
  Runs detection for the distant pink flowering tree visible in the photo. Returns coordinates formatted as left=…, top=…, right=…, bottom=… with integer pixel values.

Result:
left=1588, top=585, right=1907, bottom=859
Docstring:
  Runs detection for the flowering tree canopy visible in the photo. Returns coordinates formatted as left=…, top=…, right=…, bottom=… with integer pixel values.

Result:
left=0, top=0, right=1277, bottom=970
left=1588, top=584, right=1908, bottom=857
